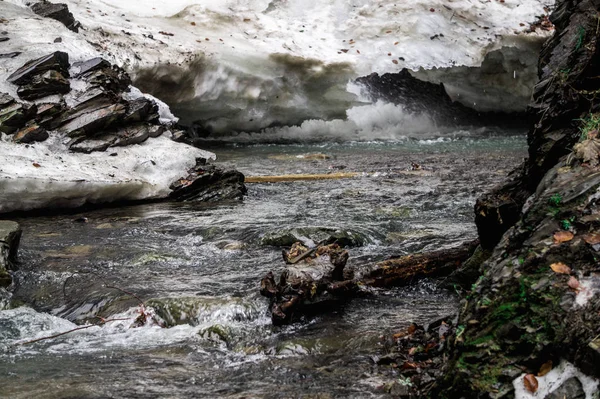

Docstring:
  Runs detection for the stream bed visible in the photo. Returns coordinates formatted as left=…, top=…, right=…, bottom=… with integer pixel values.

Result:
left=0, top=133, right=526, bottom=398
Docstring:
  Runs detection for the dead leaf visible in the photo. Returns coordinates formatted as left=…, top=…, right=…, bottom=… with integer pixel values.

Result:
left=32, top=162, right=41, bottom=168
left=554, top=231, right=574, bottom=244
left=573, top=138, right=600, bottom=167
left=568, top=276, right=581, bottom=291
left=538, top=360, right=553, bottom=377
left=392, top=59, right=398, bottom=64
left=401, top=361, right=419, bottom=370
left=583, top=233, right=600, bottom=245
left=524, top=374, right=539, bottom=393
left=407, top=324, right=417, bottom=335
left=394, top=41, right=399, bottom=45
left=550, top=262, right=571, bottom=275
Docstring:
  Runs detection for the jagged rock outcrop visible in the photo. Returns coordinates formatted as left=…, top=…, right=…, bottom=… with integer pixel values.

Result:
left=432, top=1, right=600, bottom=397
left=355, top=70, right=529, bottom=128
left=1, top=51, right=163, bottom=151
left=475, top=0, right=600, bottom=251
left=0, top=221, right=22, bottom=287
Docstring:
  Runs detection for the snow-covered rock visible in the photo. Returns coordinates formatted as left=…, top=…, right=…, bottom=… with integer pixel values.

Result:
left=3, top=0, right=555, bottom=133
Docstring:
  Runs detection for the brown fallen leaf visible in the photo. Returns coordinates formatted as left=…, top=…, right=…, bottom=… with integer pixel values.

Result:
left=32, top=162, right=41, bottom=168
left=394, top=41, right=399, bottom=45
left=583, top=233, right=600, bottom=245
left=554, top=231, right=574, bottom=244
left=568, top=276, right=581, bottom=291
left=392, top=59, right=398, bottom=64
left=550, top=262, right=571, bottom=275
left=573, top=138, right=600, bottom=167
left=401, top=361, right=419, bottom=370
left=538, top=360, right=553, bottom=377
left=524, top=374, right=539, bottom=393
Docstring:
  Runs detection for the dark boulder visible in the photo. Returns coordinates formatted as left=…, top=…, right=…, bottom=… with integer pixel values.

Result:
left=31, top=1, right=80, bottom=32
left=0, top=221, right=22, bottom=288
left=12, top=124, right=49, bottom=144
left=123, top=97, right=159, bottom=124
left=169, top=159, right=247, bottom=202
left=16, top=69, right=70, bottom=100
left=7, top=51, right=69, bottom=85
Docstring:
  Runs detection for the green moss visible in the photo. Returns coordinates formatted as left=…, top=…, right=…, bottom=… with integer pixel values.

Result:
left=577, top=112, right=600, bottom=140
left=576, top=26, right=586, bottom=51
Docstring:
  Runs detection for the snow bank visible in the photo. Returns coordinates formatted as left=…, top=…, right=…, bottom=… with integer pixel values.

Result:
left=0, top=134, right=214, bottom=213
left=3, top=0, right=555, bottom=132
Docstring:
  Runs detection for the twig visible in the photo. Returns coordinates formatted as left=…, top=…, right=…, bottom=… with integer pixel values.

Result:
left=13, top=317, right=133, bottom=347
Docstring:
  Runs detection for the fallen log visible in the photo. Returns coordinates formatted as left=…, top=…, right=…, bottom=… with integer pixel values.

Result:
left=360, top=240, right=479, bottom=288
left=260, top=239, right=479, bottom=325
left=260, top=242, right=357, bottom=325
left=246, top=172, right=360, bottom=183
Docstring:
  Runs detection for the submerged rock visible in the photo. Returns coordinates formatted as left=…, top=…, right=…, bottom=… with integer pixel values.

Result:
left=30, top=1, right=80, bottom=32
left=0, top=221, right=22, bottom=287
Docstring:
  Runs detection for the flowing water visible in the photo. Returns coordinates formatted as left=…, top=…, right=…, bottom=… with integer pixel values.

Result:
left=0, top=131, right=526, bottom=398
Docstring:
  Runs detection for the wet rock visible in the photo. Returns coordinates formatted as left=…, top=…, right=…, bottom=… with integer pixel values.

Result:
left=123, top=97, right=159, bottom=124
left=31, top=1, right=80, bottom=32
left=169, top=160, right=247, bottom=202
left=260, top=227, right=370, bottom=247
left=546, top=378, right=585, bottom=399
left=69, top=136, right=116, bottom=153
left=112, top=123, right=151, bottom=147
left=475, top=164, right=531, bottom=250
left=12, top=125, right=49, bottom=144
left=0, top=102, right=37, bottom=134
left=199, top=324, right=232, bottom=344
left=170, top=129, right=188, bottom=143
left=58, top=102, right=126, bottom=137
left=72, top=58, right=112, bottom=77
left=78, top=63, right=131, bottom=93
left=0, top=221, right=22, bottom=288
left=0, top=93, right=15, bottom=108
left=7, top=51, right=69, bottom=86
left=36, top=101, right=64, bottom=126
left=16, top=69, right=70, bottom=100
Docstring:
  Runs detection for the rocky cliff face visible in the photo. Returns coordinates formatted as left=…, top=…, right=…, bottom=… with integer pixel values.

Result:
left=437, top=1, right=600, bottom=397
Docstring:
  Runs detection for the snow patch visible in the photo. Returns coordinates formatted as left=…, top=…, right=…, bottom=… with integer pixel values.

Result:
left=513, top=360, right=599, bottom=399
left=2, top=0, right=555, bottom=132
left=0, top=134, right=214, bottom=213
